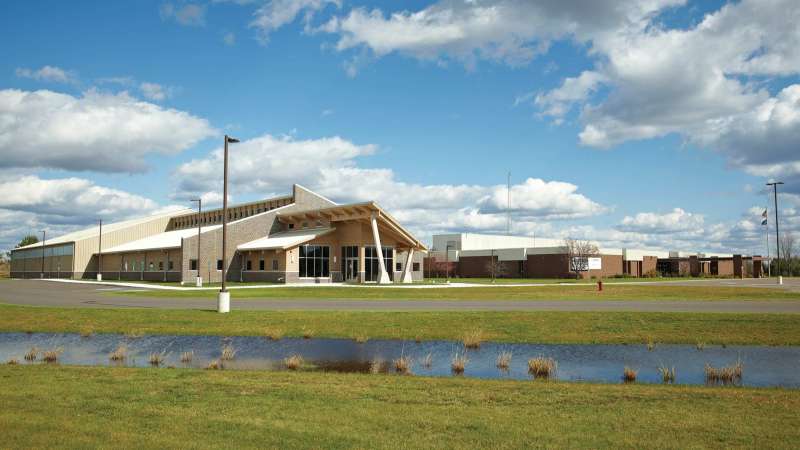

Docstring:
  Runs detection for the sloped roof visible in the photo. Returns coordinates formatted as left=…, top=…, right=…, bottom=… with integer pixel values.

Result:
left=238, top=227, right=335, bottom=251
left=103, top=225, right=221, bottom=253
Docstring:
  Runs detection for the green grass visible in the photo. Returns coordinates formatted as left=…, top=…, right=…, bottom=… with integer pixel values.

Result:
left=422, top=276, right=706, bottom=284
left=1, top=303, right=799, bottom=345
left=115, top=283, right=800, bottom=301
left=1, top=365, right=798, bottom=449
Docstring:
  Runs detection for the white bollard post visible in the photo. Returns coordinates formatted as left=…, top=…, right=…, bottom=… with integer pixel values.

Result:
left=218, top=291, right=230, bottom=313
left=97, top=273, right=102, bottom=281
left=778, top=276, right=783, bottom=285
left=196, top=276, right=203, bottom=288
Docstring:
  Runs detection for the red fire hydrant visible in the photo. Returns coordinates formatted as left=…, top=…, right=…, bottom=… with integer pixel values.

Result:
left=597, top=280, right=603, bottom=292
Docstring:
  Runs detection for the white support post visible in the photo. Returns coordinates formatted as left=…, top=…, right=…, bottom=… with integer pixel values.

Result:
left=370, top=212, right=391, bottom=284
left=401, top=249, right=415, bottom=284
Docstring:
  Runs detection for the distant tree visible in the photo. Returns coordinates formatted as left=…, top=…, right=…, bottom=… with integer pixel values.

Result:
left=563, top=238, right=599, bottom=279
left=780, top=233, right=796, bottom=261
left=484, top=251, right=508, bottom=281
left=15, top=235, right=39, bottom=248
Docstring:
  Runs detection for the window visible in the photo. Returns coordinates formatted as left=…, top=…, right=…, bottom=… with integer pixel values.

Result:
left=272, top=259, right=278, bottom=271
left=217, top=259, right=223, bottom=271
left=168, top=261, right=174, bottom=271
left=299, top=245, right=330, bottom=278
left=259, top=259, right=265, bottom=271
left=190, top=259, right=198, bottom=271
left=396, top=262, right=402, bottom=272
left=158, top=261, right=164, bottom=271
left=149, top=262, right=155, bottom=271
left=246, top=260, right=252, bottom=271
left=288, top=223, right=295, bottom=230
left=365, top=246, right=393, bottom=282
left=412, top=262, right=420, bottom=272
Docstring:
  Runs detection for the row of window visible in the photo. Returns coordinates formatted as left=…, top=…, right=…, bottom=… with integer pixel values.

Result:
left=11, top=244, right=74, bottom=260
left=174, top=201, right=290, bottom=229
left=121, top=261, right=175, bottom=271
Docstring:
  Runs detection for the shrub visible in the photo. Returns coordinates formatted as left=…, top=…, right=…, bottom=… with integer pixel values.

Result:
left=528, top=356, right=557, bottom=379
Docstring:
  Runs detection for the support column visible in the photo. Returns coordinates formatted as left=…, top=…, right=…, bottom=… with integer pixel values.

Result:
left=370, top=213, right=391, bottom=284
left=401, top=248, right=415, bottom=284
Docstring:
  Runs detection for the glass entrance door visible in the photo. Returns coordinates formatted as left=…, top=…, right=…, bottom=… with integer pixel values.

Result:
left=341, top=246, right=359, bottom=282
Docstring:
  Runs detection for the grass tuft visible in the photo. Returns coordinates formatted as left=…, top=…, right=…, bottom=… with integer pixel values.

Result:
left=109, top=344, right=127, bottom=362
left=301, top=327, right=314, bottom=340
left=79, top=326, right=94, bottom=338
left=24, top=347, right=38, bottom=361
left=6, top=358, right=19, bottom=365
left=528, top=356, right=557, bottom=379
left=451, top=353, right=468, bottom=375
left=284, top=354, right=304, bottom=370
left=369, top=358, right=384, bottom=374
left=354, top=334, right=369, bottom=344
left=393, top=355, right=413, bottom=375
left=623, top=366, right=638, bottom=383
left=496, top=351, right=512, bottom=370
left=462, top=329, right=484, bottom=349
left=658, top=365, right=676, bottom=383
left=180, top=351, right=194, bottom=363
left=220, top=344, right=237, bottom=361
left=696, top=342, right=706, bottom=351
left=206, top=359, right=223, bottom=370
left=704, top=359, right=743, bottom=385
left=419, top=353, right=433, bottom=368
left=264, top=327, right=283, bottom=341
left=42, top=348, right=62, bottom=363
left=646, top=338, right=655, bottom=351
left=148, top=351, right=166, bottom=367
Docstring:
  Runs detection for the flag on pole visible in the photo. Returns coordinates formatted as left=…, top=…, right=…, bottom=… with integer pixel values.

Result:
left=762, top=209, right=768, bottom=226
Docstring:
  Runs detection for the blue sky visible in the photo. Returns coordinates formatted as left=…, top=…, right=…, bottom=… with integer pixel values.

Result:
left=1, top=0, right=799, bottom=254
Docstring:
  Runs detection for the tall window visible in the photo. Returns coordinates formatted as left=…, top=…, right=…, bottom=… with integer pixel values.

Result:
left=365, top=246, right=393, bottom=282
left=190, top=259, right=198, bottom=271
left=259, top=259, right=265, bottom=271
left=299, top=245, right=329, bottom=278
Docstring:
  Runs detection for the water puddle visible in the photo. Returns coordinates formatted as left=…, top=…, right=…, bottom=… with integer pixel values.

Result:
left=2, top=332, right=799, bottom=387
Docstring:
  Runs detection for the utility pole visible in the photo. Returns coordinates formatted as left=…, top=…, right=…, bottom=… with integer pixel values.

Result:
left=765, top=204, right=771, bottom=278
left=218, top=134, right=239, bottom=313
left=767, top=181, right=784, bottom=284
left=191, top=198, right=202, bottom=287
left=40, top=230, right=46, bottom=279
left=97, top=219, right=103, bottom=281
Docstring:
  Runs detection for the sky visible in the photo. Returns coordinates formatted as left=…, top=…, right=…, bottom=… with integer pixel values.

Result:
left=1, top=0, right=799, bottom=255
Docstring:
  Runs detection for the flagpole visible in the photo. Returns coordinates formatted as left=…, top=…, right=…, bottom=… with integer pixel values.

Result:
left=765, top=207, right=771, bottom=278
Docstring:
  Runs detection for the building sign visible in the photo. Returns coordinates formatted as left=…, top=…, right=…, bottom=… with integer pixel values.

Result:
left=571, top=256, right=588, bottom=272
left=588, top=257, right=602, bottom=270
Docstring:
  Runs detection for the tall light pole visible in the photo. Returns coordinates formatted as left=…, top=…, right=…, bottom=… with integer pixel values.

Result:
left=767, top=181, right=784, bottom=285
left=191, top=198, right=202, bottom=287
left=97, top=219, right=103, bottom=281
left=218, top=135, right=239, bottom=313
left=40, top=230, right=46, bottom=279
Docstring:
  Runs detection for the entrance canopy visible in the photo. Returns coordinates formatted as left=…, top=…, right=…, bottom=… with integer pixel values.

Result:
left=238, top=227, right=335, bottom=251
left=276, top=202, right=427, bottom=252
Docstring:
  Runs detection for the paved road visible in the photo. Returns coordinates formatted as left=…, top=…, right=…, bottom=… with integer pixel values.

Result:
left=2, top=279, right=799, bottom=313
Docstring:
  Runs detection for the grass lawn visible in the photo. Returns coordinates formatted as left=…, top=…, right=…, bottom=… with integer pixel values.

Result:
left=2, top=303, right=799, bottom=345
left=1, top=365, right=798, bottom=449
left=115, top=283, right=800, bottom=301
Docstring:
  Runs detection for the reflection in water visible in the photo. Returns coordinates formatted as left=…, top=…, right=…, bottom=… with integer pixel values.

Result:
left=1, top=332, right=799, bottom=388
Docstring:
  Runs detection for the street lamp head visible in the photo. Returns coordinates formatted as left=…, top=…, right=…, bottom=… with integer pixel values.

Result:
left=225, top=136, right=240, bottom=144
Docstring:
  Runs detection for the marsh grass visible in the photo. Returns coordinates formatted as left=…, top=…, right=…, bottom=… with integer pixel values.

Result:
left=462, top=329, right=484, bottom=349
left=354, top=334, right=369, bottom=344
left=220, top=344, right=237, bottom=361
left=6, top=358, right=19, bottom=365
left=301, top=327, right=314, bottom=340
left=42, top=348, right=62, bottom=363
left=623, top=366, right=638, bottom=383
left=284, top=354, right=304, bottom=370
left=528, top=356, right=556, bottom=379
left=419, top=353, right=433, bottom=369
left=124, top=329, right=143, bottom=339
left=109, top=344, right=127, bottom=362
left=696, top=342, right=706, bottom=351
left=658, top=365, right=676, bottom=383
left=24, top=347, right=38, bottom=361
left=264, top=327, right=283, bottom=341
left=79, top=326, right=94, bottom=338
left=496, top=351, right=512, bottom=370
left=646, top=338, right=656, bottom=351
left=393, top=355, right=413, bottom=375
left=369, top=358, right=385, bottom=374
left=451, top=353, right=468, bottom=375
left=206, top=359, right=223, bottom=370
left=704, top=359, right=743, bottom=385
left=180, top=351, right=194, bottom=363
left=148, top=351, right=166, bottom=367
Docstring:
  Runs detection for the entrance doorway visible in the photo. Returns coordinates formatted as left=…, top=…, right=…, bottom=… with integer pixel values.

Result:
left=342, top=246, right=359, bottom=282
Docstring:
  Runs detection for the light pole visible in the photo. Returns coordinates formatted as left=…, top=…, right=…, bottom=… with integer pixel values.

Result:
left=191, top=198, right=202, bottom=287
left=40, top=230, right=46, bottom=279
left=445, top=243, right=453, bottom=283
left=97, top=219, right=103, bottom=281
left=767, top=181, right=784, bottom=285
left=218, top=134, right=240, bottom=313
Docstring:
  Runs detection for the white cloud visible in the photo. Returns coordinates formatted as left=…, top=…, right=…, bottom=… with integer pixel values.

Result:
left=0, top=88, right=216, bottom=173
left=172, top=133, right=608, bottom=242
left=0, top=175, right=184, bottom=252
left=160, top=2, right=206, bottom=26
left=531, top=71, right=607, bottom=123
left=250, top=0, right=340, bottom=44
left=15, top=66, right=77, bottom=84
left=223, top=32, right=236, bottom=46
left=139, top=82, right=172, bottom=101
left=618, top=208, right=704, bottom=234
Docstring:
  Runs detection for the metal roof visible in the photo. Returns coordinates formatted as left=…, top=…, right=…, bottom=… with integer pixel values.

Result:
left=237, top=227, right=335, bottom=251
left=103, top=225, right=221, bottom=254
